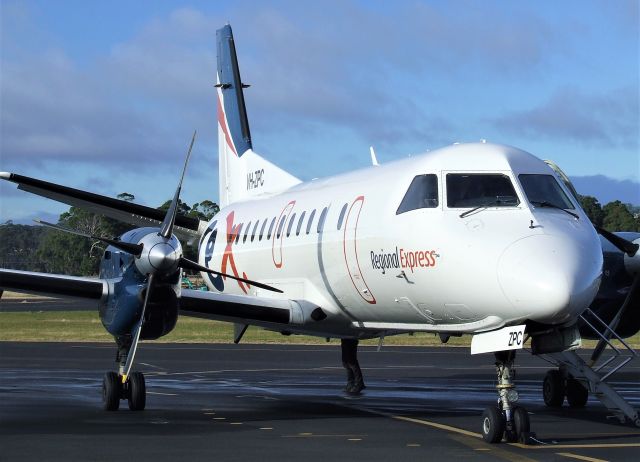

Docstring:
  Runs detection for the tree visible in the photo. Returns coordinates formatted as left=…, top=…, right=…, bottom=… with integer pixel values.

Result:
left=36, top=207, right=107, bottom=275
left=0, top=223, right=48, bottom=270
left=189, top=200, right=220, bottom=221
left=602, top=201, right=640, bottom=232
left=578, top=195, right=605, bottom=227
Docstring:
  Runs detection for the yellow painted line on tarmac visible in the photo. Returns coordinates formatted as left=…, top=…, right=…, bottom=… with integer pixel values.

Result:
left=509, top=442, right=640, bottom=450
left=391, top=414, right=482, bottom=438
left=555, top=452, right=608, bottom=462
left=449, top=433, right=537, bottom=462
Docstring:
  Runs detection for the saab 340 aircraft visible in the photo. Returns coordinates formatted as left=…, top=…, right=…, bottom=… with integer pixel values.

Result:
left=1, top=25, right=639, bottom=444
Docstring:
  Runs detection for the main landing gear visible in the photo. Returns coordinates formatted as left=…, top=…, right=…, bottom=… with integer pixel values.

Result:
left=102, top=371, right=146, bottom=411
left=341, top=338, right=365, bottom=395
left=481, top=351, right=535, bottom=444
left=543, top=369, right=588, bottom=408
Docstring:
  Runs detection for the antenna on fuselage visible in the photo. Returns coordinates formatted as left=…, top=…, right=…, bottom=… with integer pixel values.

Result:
left=370, top=146, right=379, bottom=166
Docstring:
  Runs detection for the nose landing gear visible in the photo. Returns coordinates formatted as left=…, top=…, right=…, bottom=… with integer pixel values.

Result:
left=481, top=351, right=535, bottom=444
left=102, top=371, right=146, bottom=411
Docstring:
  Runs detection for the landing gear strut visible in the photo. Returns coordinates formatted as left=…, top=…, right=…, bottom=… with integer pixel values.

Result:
left=481, top=351, right=533, bottom=444
left=341, top=339, right=365, bottom=395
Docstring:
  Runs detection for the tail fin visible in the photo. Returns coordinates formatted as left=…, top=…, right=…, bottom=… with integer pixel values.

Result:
left=216, top=25, right=301, bottom=207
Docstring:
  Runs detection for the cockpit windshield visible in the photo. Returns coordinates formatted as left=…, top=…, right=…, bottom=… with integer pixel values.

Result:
left=518, top=174, right=575, bottom=210
left=446, top=174, right=519, bottom=208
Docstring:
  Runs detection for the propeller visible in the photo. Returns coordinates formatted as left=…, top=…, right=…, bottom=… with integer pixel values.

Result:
left=588, top=228, right=639, bottom=366
left=34, top=219, right=143, bottom=256
left=36, top=131, right=283, bottom=382
left=595, top=226, right=639, bottom=257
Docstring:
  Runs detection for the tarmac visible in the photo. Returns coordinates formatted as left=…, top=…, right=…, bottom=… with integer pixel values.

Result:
left=1, top=340, right=639, bottom=462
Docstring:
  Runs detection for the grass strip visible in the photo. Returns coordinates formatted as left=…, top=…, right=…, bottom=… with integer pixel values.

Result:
left=0, top=311, right=638, bottom=349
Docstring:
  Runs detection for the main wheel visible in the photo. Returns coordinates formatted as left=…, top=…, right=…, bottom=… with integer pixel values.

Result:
left=481, top=406, right=505, bottom=443
left=128, top=371, right=146, bottom=411
left=543, top=370, right=564, bottom=407
left=566, top=377, right=588, bottom=408
left=103, top=372, right=121, bottom=411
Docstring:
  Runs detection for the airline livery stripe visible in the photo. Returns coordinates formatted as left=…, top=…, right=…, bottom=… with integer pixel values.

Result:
left=217, top=93, right=237, bottom=156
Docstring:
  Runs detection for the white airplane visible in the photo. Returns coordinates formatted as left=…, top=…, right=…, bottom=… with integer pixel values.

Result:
left=1, top=25, right=639, bottom=444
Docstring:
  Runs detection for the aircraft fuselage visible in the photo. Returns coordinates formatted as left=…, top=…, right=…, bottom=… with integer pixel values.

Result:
left=198, top=142, right=603, bottom=338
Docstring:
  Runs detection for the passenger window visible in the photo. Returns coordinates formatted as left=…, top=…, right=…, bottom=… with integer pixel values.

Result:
left=287, top=213, right=296, bottom=237
left=317, top=207, right=328, bottom=233
left=259, top=219, right=267, bottom=241
left=267, top=217, right=276, bottom=239
left=337, top=203, right=348, bottom=229
left=306, top=210, right=316, bottom=234
left=296, top=211, right=306, bottom=236
left=243, top=221, right=251, bottom=243
left=276, top=215, right=287, bottom=238
left=446, top=174, right=519, bottom=208
left=397, top=174, right=439, bottom=214
left=519, top=174, right=575, bottom=209
left=251, top=221, right=259, bottom=242
left=234, top=223, right=243, bottom=244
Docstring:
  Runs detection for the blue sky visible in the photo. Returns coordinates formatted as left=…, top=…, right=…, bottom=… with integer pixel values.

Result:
left=1, top=0, right=638, bottom=224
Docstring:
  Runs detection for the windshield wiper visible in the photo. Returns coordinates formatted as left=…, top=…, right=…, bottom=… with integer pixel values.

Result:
left=459, top=197, right=518, bottom=218
left=530, top=200, right=579, bottom=219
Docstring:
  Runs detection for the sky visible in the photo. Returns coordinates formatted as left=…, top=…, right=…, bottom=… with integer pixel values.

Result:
left=1, top=0, right=639, bottom=224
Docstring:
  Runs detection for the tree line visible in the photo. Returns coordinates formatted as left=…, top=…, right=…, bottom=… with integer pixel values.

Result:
left=0, top=195, right=638, bottom=276
left=0, top=194, right=219, bottom=276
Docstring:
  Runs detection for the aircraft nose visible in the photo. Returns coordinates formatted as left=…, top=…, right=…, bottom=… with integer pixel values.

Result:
left=497, top=234, right=602, bottom=324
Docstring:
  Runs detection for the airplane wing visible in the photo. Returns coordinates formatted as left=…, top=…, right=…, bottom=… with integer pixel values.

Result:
left=179, top=289, right=306, bottom=328
left=0, top=268, right=107, bottom=307
left=0, top=172, right=207, bottom=241
left=0, top=270, right=314, bottom=330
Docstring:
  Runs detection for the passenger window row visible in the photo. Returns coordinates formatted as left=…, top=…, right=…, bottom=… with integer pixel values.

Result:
left=229, top=203, right=349, bottom=245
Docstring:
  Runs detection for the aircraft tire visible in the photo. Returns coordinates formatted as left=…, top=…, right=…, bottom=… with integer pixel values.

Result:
left=513, top=406, right=530, bottom=437
left=543, top=370, right=565, bottom=407
left=481, top=406, right=505, bottom=444
left=566, top=377, right=588, bottom=408
left=103, top=372, right=120, bottom=411
left=128, top=372, right=146, bottom=411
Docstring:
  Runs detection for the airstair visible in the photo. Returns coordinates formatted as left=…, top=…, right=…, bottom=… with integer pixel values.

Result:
left=542, top=308, right=639, bottom=426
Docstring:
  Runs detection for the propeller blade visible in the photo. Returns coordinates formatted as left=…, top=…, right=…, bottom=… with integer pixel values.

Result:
left=589, top=273, right=640, bottom=366
left=178, top=257, right=283, bottom=293
left=595, top=226, right=639, bottom=257
left=160, top=130, right=197, bottom=239
left=35, top=219, right=143, bottom=256
left=121, top=273, right=155, bottom=382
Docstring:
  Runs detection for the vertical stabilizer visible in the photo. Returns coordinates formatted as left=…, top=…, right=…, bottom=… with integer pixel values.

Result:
left=216, top=25, right=301, bottom=207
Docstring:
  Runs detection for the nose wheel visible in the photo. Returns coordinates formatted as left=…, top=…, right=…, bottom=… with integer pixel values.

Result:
left=481, top=351, right=535, bottom=444
left=102, top=371, right=146, bottom=411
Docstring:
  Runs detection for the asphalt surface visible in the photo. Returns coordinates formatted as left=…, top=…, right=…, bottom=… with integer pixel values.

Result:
left=1, top=341, right=639, bottom=462
left=0, top=296, right=89, bottom=311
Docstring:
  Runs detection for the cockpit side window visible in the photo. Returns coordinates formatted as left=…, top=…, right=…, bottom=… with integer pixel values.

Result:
left=446, top=174, right=519, bottom=208
left=519, top=174, right=575, bottom=209
left=396, top=174, right=439, bottom=215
